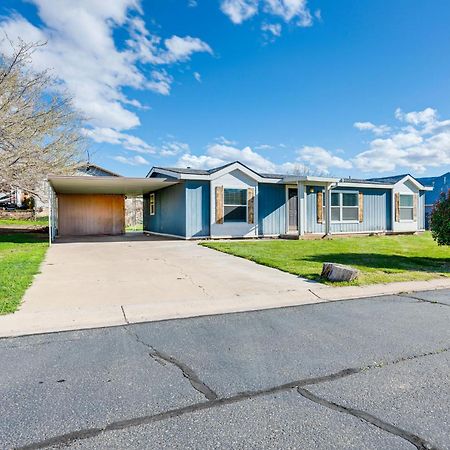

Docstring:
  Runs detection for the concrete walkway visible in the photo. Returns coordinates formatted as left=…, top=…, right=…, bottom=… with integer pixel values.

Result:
left=1, top=234, right=449, bottom=337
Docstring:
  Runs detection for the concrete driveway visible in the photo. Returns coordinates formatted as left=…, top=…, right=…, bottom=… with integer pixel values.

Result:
left=1, top=234, right=325, bottom=336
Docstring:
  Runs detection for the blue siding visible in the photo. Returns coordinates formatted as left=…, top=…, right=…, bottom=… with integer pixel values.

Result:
left=306, top=186, right=392, bottom=233
left=185, top=181, right=210, bottom=237
left=258, top=183, right=286, bottom=235
left=144, top=183, right=186, bottom=237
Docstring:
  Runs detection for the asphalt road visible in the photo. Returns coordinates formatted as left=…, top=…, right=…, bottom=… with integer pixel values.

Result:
left=1, top=289, right=449, bottom=450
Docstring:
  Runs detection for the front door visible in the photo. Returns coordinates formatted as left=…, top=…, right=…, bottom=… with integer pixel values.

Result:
left=288, top=188, right=298, bottom=231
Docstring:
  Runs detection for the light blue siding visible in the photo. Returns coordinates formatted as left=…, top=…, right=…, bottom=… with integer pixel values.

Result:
left=143, top=183, right=186, bottom=237
left=258, top=183, right=286, bottom=235
left=306, top=186, right=392, bottom=233
left=185, top=181, right=210, bottom=237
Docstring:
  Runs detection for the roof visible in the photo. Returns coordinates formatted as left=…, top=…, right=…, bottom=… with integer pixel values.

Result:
left=77, top=163, right=121, bottom=177
left=148, top=161, right=431, bottom=189
left=366, top=174, right=410, bottom=184
left=48, top=176, right=178, bottom=195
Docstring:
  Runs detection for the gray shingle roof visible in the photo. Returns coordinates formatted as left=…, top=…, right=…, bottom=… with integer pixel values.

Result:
left=366, top=174, right=410, bottom=184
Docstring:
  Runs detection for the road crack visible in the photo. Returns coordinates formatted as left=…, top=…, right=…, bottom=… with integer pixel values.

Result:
left=15, top=347, right=448, bottom=450
left=397, top=293, right=450, bottom=307
left=124, top=325, right=218, bottom=401
left=297, top=387, right=437, bottom=450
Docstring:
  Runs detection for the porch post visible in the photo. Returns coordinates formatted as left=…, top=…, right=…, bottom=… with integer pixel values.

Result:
left=325, top=183, right=332, bottom=236
left=298, top=181, right=305, bottom=236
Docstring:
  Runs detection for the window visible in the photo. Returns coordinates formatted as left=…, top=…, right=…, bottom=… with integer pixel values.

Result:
left=224, top=188, right=247, bottom=222
left=399, top=194, right=414, bottom=220
left=323, top=191, right=359, bottom=222
left=149, top=193, right=155, bottom=215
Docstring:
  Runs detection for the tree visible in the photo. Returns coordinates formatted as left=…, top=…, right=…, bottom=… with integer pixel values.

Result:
left=0, top=40, right=84, bottom=200
left=430, top=189, right=450, bottom=246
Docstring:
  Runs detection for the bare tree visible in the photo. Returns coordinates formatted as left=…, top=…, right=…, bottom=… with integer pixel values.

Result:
left=285, top=163, right=331, bottom=177
left=0, top=40, right=84, bottom=199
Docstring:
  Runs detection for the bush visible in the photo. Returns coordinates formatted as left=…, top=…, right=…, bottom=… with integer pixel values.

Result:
left=430, top=189, right=450, bottom=245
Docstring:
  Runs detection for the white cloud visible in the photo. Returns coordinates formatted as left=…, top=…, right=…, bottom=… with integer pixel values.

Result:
left=178, top=143, right=278, bottom=173
left=113, top=155, right=149, bottom=166
left=353, top=107, right=450, bottom=173
left=254, top=143, right=274, bottom=150
left=264, top=0, right=312, bottom=25
left=221, top=0, right=314, bottom=28
left=193, top=71, right=202, bottom=82
left=82, top=128, right=156, bottom=154
left=354, top=121, right=391, bottom=136
left=297, top=146, right=352, bottom=173
left=215, top=136, right=238, bottom=145
left=0, top=0, right=212, bottom=153
left=261, top=22, right=282, bottom=39
left=159, top=141, right=190, bottom=157
left=220, top=0, right=259, bottom=24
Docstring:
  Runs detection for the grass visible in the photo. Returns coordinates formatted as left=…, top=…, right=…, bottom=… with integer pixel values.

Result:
left=202, top=233, right=450, bottom=286
left=126, top=223, right=143, bottom=232
left=0, top=233, right=48, bottom=314
left=0, top=216, right=48, bottom=227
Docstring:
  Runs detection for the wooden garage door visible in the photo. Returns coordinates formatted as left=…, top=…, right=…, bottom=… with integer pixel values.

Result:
left=58, top=194, right=125, bottom=236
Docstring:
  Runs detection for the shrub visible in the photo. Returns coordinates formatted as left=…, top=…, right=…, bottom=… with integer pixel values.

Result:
left=430, top=189, right=450, bottom=245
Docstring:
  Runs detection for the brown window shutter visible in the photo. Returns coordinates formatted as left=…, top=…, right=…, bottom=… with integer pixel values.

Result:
left=247, top=187, right=255, bottom=224
left=358, top=192, right=364, bottom=223
left=413, top=193, right=418, bottom=221
left=317, top=191, right=323, bottom=224
left=395, top=192, right=400, bottom=222
left=215, top=186, right=224, bottom=224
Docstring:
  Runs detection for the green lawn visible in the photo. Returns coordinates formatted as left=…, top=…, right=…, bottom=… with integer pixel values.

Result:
left=0, top=216, right=48, bottom=227
left=202, top=233, right=450, bottom=286
left=0, top=233, right=48, bottom=314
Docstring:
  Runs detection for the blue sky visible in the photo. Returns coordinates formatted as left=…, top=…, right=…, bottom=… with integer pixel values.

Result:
left=1, top=0, right=450, bottom=178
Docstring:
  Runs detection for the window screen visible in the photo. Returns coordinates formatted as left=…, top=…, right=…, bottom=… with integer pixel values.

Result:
left=224, top=189, right=247, bottom=222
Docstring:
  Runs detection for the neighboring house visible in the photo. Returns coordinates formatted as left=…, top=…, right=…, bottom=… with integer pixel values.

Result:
left=76, top=163, right=121, bottom=178
left=416, top=172, right=449, bottom=228
left=143, top=162, right=432, bottom=239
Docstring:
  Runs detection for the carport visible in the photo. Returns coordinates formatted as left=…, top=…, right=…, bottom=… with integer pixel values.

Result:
left=47, top=176, right=178, bottom=241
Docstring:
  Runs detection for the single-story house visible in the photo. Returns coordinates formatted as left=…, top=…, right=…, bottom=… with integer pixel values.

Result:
left=47, top=160, right=432, bottom=241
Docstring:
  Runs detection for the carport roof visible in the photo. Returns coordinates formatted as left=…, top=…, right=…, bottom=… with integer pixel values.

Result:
left=48, top=176, right=179, bottom=195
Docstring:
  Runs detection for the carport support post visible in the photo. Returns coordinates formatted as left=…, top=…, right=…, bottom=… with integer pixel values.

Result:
left=297, top=181, right=305, bottom=237
left=325, top=183, right=332, bottom=236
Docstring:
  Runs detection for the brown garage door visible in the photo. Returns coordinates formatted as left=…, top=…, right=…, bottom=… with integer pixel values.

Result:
left=58, top=194, right=125, bottom=236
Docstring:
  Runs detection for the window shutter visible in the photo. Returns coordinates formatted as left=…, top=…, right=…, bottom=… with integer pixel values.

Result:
left=247, top=187, right=255, bottom=224
left=358, top=192, right=364, bottom=223
left=317, top=191, right=323, bottom=224
left=215, top=186, right=224, bottom=224
left=395, top=193, right=400, bottom=222
left=413, top=193, right=418, bottom=221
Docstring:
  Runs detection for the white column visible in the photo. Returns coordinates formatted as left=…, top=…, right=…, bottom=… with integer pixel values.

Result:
left=298, top=181, right=305, bottom=236
left=325, top=183, right=332, bottom=236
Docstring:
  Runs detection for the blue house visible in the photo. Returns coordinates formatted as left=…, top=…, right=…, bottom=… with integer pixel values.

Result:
left=417, top=172, right=449, bottom=228
left=143, top=161, right=432, bottom=239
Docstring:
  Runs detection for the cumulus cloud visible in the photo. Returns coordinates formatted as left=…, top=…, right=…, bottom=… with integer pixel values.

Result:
left=261, top=22, right=282, bottom=40
left=82, top=128, right=156, bottom=154
left=0, top=0, right=212, bottom=153
left=297, top=146, right=353, bottom=173
left=221, top=0, right=316, bottom=29
left=220, top=0, right=259, bottom=24
left=354, top=107, right=450, bottom=173
left=113, top=155, right=150, bottom=166
left=353, top=121, right=391, bottom=136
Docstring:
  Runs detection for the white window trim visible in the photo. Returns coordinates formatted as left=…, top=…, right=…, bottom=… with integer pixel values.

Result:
left=399, top=193, right=414, bottom=222
left=323, top=190, right=360, bottom=224
left=223, top=188, right=247, bottom=223
left=149, top=193, right=156, bottom=216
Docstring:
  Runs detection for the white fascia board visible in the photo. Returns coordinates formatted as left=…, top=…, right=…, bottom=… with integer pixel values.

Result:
left=209, top=162, right=264, bottom=182
left=395, top=175, right=432, bottom=191
left=283, top=176, right=340, bottom=184
left=147, top=168, right=181, bottom=179
left=336, top=182, right=393, bottom=189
